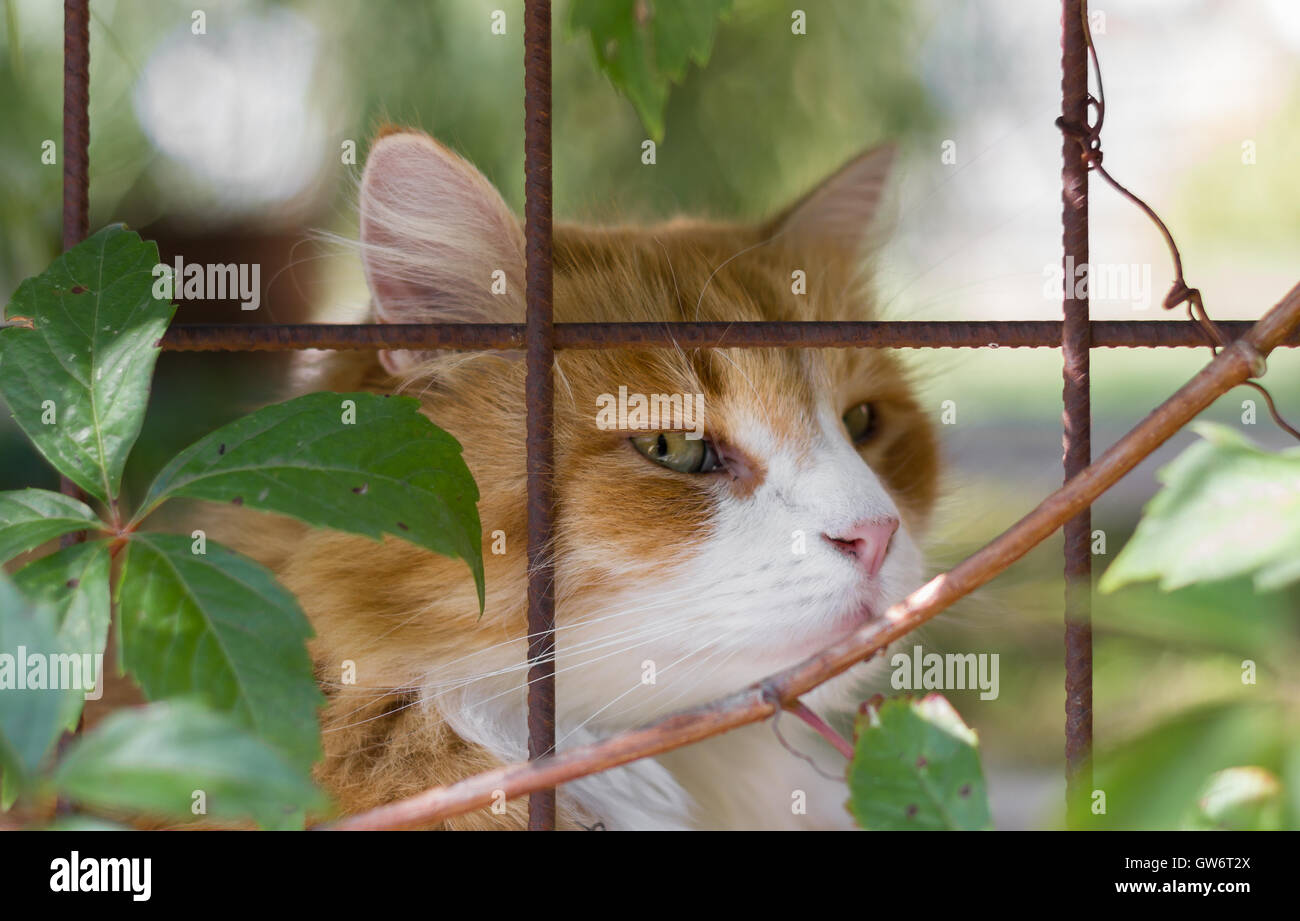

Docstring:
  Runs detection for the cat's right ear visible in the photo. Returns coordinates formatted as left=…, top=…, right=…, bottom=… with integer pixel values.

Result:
left=359, top=130, right=525, bottom=375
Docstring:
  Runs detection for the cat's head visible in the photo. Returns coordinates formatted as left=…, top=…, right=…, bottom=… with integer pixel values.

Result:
left=351, top=130, right=938, bottom=721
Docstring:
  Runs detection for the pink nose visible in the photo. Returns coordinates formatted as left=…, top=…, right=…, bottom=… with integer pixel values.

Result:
left=824, top=517, right=899, bottom=577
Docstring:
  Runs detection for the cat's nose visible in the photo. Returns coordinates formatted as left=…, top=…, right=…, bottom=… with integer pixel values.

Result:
left=823, top=516, right=899, bottom=577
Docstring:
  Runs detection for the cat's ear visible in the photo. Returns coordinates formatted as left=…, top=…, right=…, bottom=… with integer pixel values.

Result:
left=762, top=144, right=895, bottom=252
left=359, top=129, right=524, bottom=374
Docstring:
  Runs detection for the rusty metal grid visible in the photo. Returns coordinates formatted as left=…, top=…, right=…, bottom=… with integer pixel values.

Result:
left=52, top=0, right=1289, bottom=830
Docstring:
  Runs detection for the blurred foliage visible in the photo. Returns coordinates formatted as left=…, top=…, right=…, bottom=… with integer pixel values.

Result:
left=1093, top=531, right=1299, bottom=832
left=554, top=0, right=935, bottom=224
left=1177, top=85, right=1300, bottom=255
left=568, top=0, right=733, bottom=142
left=0, top=0, right=937, bottom=300
left=1079, top=421, right=1300, bottom=830
left=1069, top=700, right=1293, bottom=831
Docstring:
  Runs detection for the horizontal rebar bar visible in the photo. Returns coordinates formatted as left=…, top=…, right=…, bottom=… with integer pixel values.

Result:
left=159, top=320, right=1300, bottom=352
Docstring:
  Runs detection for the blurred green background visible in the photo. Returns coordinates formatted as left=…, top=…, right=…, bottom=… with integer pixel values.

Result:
left=2, top=0, right=1298, bottom=829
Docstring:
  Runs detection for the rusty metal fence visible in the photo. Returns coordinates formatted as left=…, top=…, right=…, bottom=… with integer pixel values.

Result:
left=52, top=0, right=1300, bottom=830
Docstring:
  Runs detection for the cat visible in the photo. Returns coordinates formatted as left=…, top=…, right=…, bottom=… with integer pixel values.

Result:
left=226, top=127, right=940, bottom=830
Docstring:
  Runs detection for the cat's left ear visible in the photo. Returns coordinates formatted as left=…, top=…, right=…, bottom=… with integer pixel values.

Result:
left=762, top=144, right=895, bottom=251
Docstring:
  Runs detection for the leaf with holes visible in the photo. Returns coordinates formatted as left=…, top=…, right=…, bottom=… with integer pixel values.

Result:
left=116, top=533, right=322, bottom=770
left=135, top=391, right=483, bottom=610
left=0, top=573, right=84, bottom=792
left=0, top=225, right=174, bottom=504
left=1100, top=423, right=1300, bottom=594
left=569, top=0, right=732, bottom=141
left=53, top=700, right=327, bottom=828
left=0, top=488, right=103, bottom=564
left=848, top=694, right=993, bottom=830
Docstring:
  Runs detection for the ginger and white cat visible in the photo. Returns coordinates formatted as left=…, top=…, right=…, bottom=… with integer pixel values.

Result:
left=231, top=129, right=939, bottom=830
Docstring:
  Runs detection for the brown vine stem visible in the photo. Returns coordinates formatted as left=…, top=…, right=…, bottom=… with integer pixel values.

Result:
left=325, top=282, right=1300, bottom=831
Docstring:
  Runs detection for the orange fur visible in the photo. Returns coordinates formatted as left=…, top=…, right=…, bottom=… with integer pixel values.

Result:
left=212, top=131, right=939, bottom=829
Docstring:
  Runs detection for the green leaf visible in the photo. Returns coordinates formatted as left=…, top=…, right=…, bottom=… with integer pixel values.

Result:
left=1100, top=424, right=1300, bottom=594
left=13, top=541, right=112, bottom=725
left=0, top=488, right=103, bottom=564
left=116, top=533, right=322, bottom=770
left=569, top=0, right=733, bottom=141
left=0, top=573, right=84, bottom=791
left=135, top=391, right=484, bottom=610
left=848, top=694, right=993, bottom=830
left=13, top=541, right=112, bottom=653
left=53, top=700, right=327, bottom=828
left=0, top=225, right=174, bottom=504
left=1184, top=766, right=1284, bottom=830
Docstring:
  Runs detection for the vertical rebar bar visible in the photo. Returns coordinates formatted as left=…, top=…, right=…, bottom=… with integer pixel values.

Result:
left=62, top=0, right=89, bottom=252
left=58, top=0, right=90, bottom=529
left=523, top=0, right=557, bottom=831
left=54, top=0, right=92, bottom=804
left=1060, top=0, right=1094, bottom=816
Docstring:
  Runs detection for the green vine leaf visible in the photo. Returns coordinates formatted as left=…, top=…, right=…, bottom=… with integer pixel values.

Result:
left=0, top=573, right=84, bottom=793
left=569, top=0, right=733, bottom=141
left=53, top=700, right=327, bottom=829
left=0, top=225, right=174, bottom=504
left=135, top=391, right=484, bottom=610
left=12, top=541, right=112, bottom=729
left=116, top=533, right=323, bottom=771
left=0, top=488, right=103, bottom=564
left=1100, top=423, right=1300, bottom=594
left=848, top=694, right=993, bottom=830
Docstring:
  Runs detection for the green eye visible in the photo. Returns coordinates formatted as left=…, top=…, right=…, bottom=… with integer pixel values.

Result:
left=630, top=432, right=724, bottom=473
left=843, top=402, right=877, bottom=444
